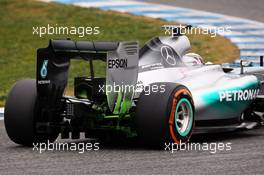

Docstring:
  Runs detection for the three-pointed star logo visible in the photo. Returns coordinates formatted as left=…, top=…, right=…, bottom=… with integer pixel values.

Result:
left=161, top=45, right=177, bottom=66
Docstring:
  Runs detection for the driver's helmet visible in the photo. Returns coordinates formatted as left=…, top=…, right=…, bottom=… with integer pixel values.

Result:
left=182, top=53, right=204, bottom=66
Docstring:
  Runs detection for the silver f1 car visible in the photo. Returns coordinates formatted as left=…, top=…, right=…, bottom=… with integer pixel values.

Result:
left=4, top=26, right=264, bottom=146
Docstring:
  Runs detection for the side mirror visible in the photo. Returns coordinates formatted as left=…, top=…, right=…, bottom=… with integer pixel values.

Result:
left=240, top=60, right=253, bottom=74
left=241, top=60, right=252, bottom=67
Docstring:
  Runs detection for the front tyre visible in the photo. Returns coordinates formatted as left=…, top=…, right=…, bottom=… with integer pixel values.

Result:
left=4, top=79, right=59, bottom=146
left=136, top=83, right=195, bottom=146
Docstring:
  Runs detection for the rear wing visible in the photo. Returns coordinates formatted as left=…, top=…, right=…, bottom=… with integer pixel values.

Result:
left=36, top=39, right=139, bottom=113
left=49, top=39, right=119, bottom=60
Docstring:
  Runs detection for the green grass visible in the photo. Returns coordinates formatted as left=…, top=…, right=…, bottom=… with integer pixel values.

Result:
left=0, top=0, right=239, bottom=106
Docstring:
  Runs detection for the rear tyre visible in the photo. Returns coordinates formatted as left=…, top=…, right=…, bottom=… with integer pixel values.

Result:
left=136, top=83, right=194, bottom=147
left=4, top=79, right=59, bottom=146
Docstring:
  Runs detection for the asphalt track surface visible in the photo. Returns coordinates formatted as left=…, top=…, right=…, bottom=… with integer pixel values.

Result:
left=1, top=1, right=264, bottom=174
left=1, top=120, right=264, bottom=174
left=138, top=0, right=264, bottom=23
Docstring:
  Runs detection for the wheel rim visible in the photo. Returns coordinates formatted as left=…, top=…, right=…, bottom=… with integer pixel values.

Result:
left=174, top=98, right=193, bottom=137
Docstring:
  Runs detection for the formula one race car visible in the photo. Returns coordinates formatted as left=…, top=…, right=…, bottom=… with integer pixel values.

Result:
left=4, top=26, right=264, bottom=146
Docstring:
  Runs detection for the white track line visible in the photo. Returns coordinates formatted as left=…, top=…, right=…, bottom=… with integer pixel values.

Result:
left=0, top=108, right=4, bottom=120
left=237, top=45, right=264, bottom=49
left=240, top=52, right=264, bottom=57
left=74, top=1, right=141, bottom=8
